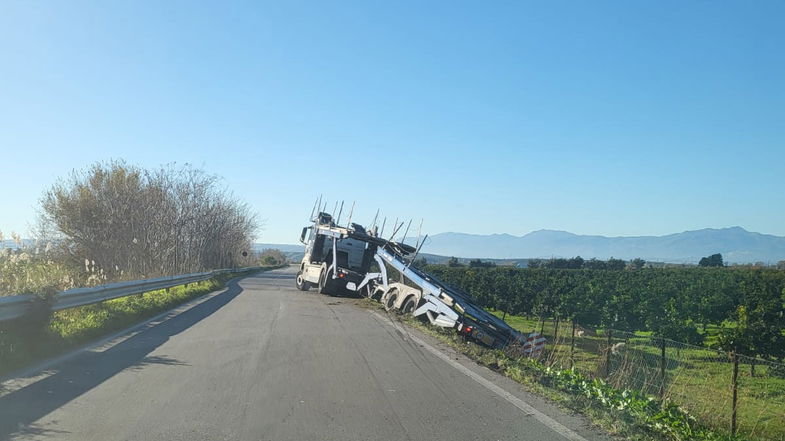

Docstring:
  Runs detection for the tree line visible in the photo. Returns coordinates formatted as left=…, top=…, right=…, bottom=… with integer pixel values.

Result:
left=36, top=161, right=259, bottom=281
left=423, top=264, right=785, bottom=362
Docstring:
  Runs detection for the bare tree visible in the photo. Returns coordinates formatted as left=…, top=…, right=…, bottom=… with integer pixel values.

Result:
left=38, top=160, right=259, bottom=279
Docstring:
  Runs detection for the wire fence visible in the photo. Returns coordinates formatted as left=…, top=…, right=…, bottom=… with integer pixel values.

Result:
left=506, top=322, right=785, bottom=441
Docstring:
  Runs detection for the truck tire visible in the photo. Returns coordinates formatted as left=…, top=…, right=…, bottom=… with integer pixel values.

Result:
left=296, top=271, right=311, bottom=291
left=318, top=269, right=333, bottom=295
left=401, top=296, right=418, bottom=314
left=385, top=292, right=398, bottom=311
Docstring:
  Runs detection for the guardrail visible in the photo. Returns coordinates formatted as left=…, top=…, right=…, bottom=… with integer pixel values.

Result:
left=0, top=267, right=263, bottom=322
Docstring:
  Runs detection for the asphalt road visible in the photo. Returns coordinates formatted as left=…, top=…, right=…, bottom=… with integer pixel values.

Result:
left=0, top=267, right=612, bottom=441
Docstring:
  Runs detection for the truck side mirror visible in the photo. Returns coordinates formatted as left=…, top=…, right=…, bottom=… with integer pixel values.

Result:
left=300, top=227, right=310, bottom=244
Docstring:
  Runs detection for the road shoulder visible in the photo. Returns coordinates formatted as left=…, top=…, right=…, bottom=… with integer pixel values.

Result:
left=364, top=305, right=617, bottom=441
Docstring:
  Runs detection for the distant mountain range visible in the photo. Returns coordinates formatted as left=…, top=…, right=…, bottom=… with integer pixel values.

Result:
left=256, top=227, right=785, bottom=264
left=1, top=239, right=36, bottom=250
left=8, top=227, right=783, bottom=264
left=406, top=227, right=785, bottom=264
left=253, top=243, right=305, bottom=253
left=252, top=243, right=306, bottom=262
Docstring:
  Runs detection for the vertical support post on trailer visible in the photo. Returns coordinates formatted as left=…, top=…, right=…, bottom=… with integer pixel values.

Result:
left=346, top=201, right=355, bottom=227
left=400, top=219, right=412, bottom=244
left=376, top=254, right=388, bottom=291
left=461, top=309, right=467, bottom=342
left=336, top=201, right=344, bottom=224
left=332, top=237, right=338, bottom=279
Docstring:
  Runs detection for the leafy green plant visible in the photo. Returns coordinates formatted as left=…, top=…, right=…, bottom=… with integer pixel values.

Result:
left=408, top=316, right=748, bottom=441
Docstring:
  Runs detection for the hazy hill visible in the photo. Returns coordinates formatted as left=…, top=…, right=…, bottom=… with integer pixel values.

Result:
left=413, top=227, right=785, bottom=264
left=252, top=243, right=305, bottom=253
left=254, top=227, right=785, bottom=264
left=10, top=227, right=783, bottom=265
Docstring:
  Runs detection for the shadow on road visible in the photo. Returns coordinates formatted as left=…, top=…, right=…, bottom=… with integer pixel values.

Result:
left=255, top=272, right=296, bottom=280
left=127, top=355, right=190, bottom=371
left=0, top=279, right=245, bottom=440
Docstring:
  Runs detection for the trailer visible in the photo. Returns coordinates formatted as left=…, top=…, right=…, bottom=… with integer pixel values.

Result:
left=296, top=208, right=525, bottom=349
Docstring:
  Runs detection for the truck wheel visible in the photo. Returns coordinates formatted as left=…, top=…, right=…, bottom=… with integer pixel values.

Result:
left=318, top=269, right=333, bottom=295
left=385, top=292, right=398, bottom=311
left=401, top=297, right=417, bottom=314
left=296, top=271, right=311, bottom=291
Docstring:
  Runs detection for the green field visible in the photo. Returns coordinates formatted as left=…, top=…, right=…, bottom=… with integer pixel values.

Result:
left=491, top=311, right=785, bottom=441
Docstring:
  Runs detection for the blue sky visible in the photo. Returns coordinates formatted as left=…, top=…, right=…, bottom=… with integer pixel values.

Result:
left=1, top=1, right=783, bottom=244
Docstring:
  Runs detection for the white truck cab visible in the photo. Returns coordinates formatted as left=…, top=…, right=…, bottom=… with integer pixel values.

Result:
left=296, top=212, right=377, bottom=296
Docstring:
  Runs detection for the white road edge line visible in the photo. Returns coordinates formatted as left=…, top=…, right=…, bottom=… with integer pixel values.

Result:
left=370, top=311, right=589, bottom=441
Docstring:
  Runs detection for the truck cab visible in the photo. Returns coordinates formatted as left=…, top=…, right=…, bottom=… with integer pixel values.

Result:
left=296, top=212, right=376, bottom=295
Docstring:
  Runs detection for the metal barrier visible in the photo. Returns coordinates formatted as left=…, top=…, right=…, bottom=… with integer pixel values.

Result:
left=0, top=267, right=263, bottom=322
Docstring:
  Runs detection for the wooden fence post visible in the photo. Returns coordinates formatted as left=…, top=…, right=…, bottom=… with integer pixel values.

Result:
left=605, top=328, right=613, bottom=378
left=659, top=337, right=666, bottom=400
left=731, top=351, right=739, bottom=436
left=570, top=319, right=576, bottom=369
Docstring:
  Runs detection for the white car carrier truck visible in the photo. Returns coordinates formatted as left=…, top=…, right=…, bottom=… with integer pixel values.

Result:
left=296, top=208, right=525, bottom=349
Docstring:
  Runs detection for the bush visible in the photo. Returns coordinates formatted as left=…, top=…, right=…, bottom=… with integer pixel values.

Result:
left=0, top=248, right=76, bottom=297
left=768, top=363, right=785, bottom=379
left=38, top=161, right=259, bottom=279
left=259, top=249, right=287, bottom=266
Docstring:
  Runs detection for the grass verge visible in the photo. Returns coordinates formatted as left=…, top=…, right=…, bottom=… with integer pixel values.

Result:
left=487, top=310, right=784, bottom=441
left=377, top=305, right=747, bottom=441
left=0, top=267, right=273, bottom=377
